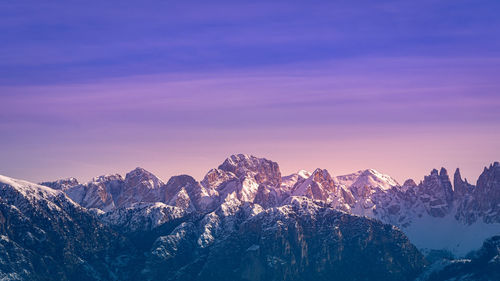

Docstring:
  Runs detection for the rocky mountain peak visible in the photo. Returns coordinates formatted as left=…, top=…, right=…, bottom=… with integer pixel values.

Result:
left=165, top=174, right=198, bottom=188
left=218, top=154, right=281, bottom=186
left=337, top=169, right=399, bottom=200
left=291, top=168, right=338, bottom=201
left=201, top=168, right=236, bottom=190
left=453, top=168, right=474, bottom=200
left=40, top=177, right=79, bottom=190
left=400, top=179, right=417, bottom=192
left=124, top=167, right=163, bottom=190
left=311, top=168, right=336, bottom=185
left=125, top=167, right=162, bottom=184
left=453, top=168, right=462, bottom=182
left=91, top=174, right=123, bottom=184
left=439, top=167, right=448, bottom=177
left=112, top=167, right=165, bottom=208
left=417, top=168, right=454, bottom=217
left=281, top=170, right=311, bottom=191
left=459, top=162, right=500, bottom=223
left=0, top=174, right=125, bottom=280
left=163, top=175, right=216, bottom=211
left=478, top=161, right=500, bottom=187
left=403, top=179, right=417, bottom=188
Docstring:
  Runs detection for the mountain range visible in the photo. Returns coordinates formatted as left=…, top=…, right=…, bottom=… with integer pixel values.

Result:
left=1, top=154, right=499, bottom=280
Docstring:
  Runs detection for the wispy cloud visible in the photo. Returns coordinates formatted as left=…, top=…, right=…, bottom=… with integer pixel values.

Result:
left=1, top=0, right=499, bottom=184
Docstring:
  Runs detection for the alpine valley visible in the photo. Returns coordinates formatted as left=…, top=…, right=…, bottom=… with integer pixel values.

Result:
left=1, top=154, right=499, bottom=281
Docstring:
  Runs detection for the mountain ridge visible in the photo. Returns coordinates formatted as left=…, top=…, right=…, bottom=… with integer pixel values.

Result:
left=36, top=154, right=500, bottom=258
left=0, top=171, right=427, bottom=281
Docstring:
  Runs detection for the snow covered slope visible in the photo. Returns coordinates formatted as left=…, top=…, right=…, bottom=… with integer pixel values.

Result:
left=1, top=173, right=427, bottom=281
left=38, top=155, right=500, bottom=257
left=0, top=174, right=128, bottom=280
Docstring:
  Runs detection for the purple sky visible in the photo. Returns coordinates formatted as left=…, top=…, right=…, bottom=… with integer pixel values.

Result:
left=1, top=1, right=499, bottom=184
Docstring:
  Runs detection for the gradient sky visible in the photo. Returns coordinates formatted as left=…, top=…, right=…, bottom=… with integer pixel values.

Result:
left=1, top=0, right=499, bottom=184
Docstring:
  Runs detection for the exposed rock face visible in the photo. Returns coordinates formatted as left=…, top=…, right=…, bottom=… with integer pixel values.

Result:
left=65, top=174, right=123, bottom=211
left=281, top=170, right=311, bottom=190
left=253, top=184, right=280, bottom=209
left=39, top=177, right=79, bottom=190
left=38, top=155, right=500, bottom=258
left=415, top=168, right=454, bottom=218
left=100, top=202, right=189, bottom=233
left=163, top=175, right=217, bottom=212
left=62, top=168, right=165, bottom=211
left=453, top=168, right=474, bottom=200
left=0, top=175, right=130, bottom=281
left=403, top=179, right=418, bottom=190
left=0, top=173, right=429, bottom=281
left=218, top=154, right=282, bottom=187
left=45, top=168, right=211, bottom=213
left=457, top=162, right=500, bottom=224
left=292, top=168, right=337, bottom=201
left=6, top=155, right=500, bottom=279
left=338, top=169, right=399, bottom=197
left=207, top=154, right=282, bottom=203
left=115, top=167, right=164, bottom=208
left=142, top=197, right=426, bottom=281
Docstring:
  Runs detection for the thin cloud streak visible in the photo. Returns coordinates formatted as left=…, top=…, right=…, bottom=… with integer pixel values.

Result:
left=1, top=0, right=499, bottom=185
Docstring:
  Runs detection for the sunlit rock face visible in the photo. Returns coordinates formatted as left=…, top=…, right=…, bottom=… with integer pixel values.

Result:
left=415, top=168, right=454, bottom=218
left=31, top=155, right=500, bottom=277
left=163, top=174, right=218, bottom=212
left=456, top=162, right=500, bottom=224
left=210, top=154, right=283, bottom=203
left=291, top=168, right=337, bottom=201
left=64, top=174, right=123, bottom=211
left=115, top=167, right=164, bottom=208
left=453, top=168, right=474, bottom=201
left=2, top=170, right=427, bottom=281
left=40, top=156, right=500, bottom=257
left=218, top=154, right=282, bottom=187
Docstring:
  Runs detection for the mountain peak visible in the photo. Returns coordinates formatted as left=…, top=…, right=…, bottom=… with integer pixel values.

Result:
left=125, top=167, right=161, bottom=184
left=218, top=154, right=255, bottom=169
left=297, top=170, right=311, bottom=178
left=165, top=174, right=197, bottom=187
left=127, top=166, right=150, bottom=175
left=402, top=179, right=417, bottom=188
left=453, top=167, right=474, bottom=200
left=439, top=167, right=448, bottom=177
left=361, top=168, right=379, bottom=175
left=291, top=168, right=338, bottom=201
left=0, top=174, right=60, bottom=197
left=338, top=168, right=399, bottom=192
left=40, top=177, right=79, bottom=190
left=217, top=154, right=281, bottom=186
left=90, top=174, right=123, bottom=184
left=311, top=168, right=334, bottom=182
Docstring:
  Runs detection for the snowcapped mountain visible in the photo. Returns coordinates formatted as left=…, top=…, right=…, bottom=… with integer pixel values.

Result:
left=38, top=155, right=500, bottom=258
left=39, top=177, right=79, bottom=190
left=56, top=168, right=165, bottom=212
left=0, top=175, right=131, bottom=280
left=1, top=170, right=427, bottom=281
left=0, top=153, right=492, bottom=280
left=142, top=196, right=425, bottom=281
